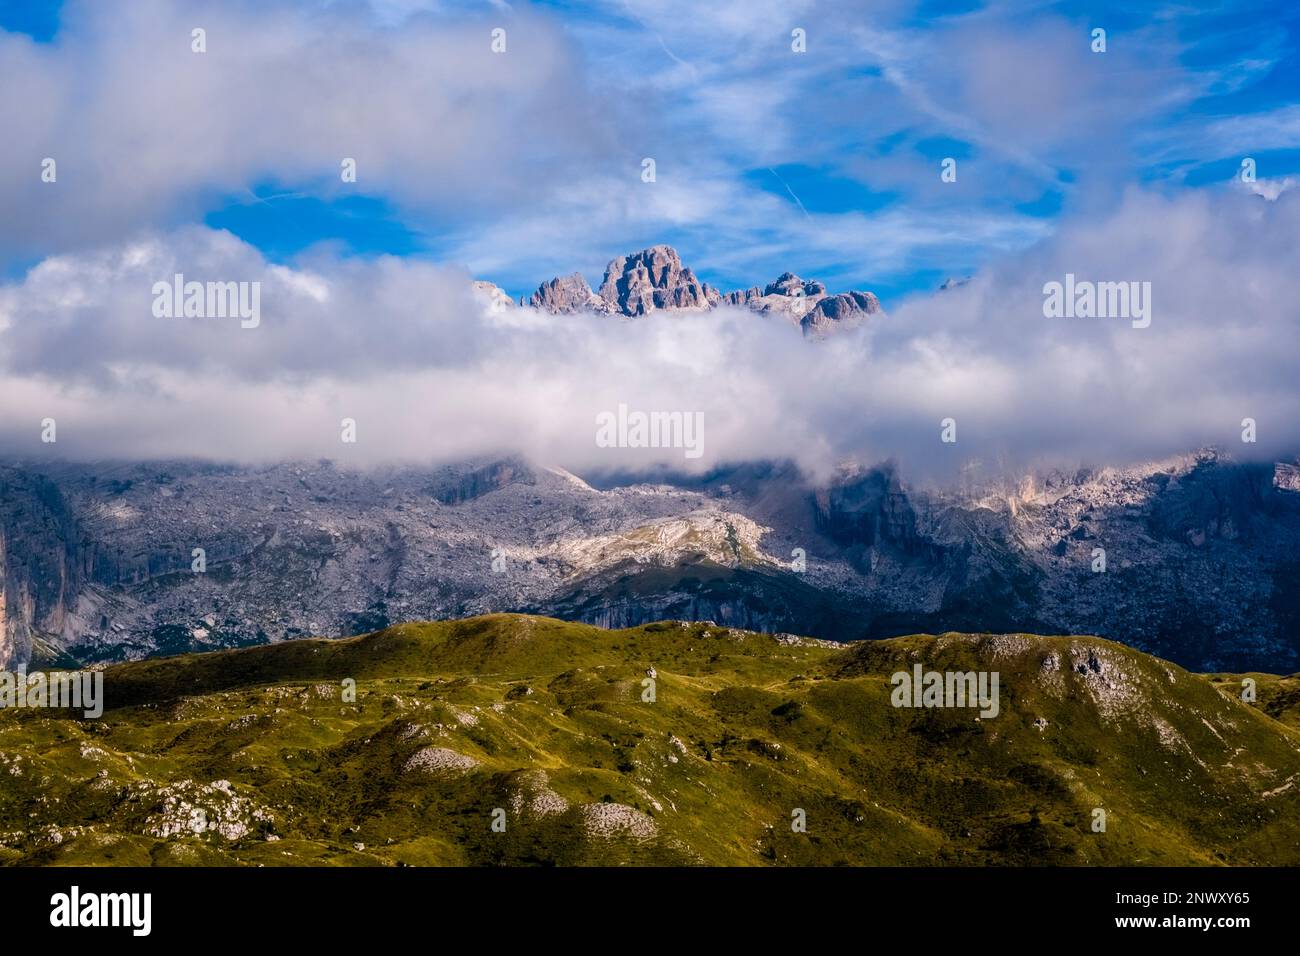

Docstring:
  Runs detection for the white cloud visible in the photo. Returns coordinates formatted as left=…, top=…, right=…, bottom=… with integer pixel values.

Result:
left=0, top=0, right=618, bottom=256
left=1, top=186, right=1297, bottom=480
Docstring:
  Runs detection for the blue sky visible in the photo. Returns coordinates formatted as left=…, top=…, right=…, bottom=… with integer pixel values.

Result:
left=0, top=0, right=60, bottom=42
left=1, top=0, right=1297, bottom=304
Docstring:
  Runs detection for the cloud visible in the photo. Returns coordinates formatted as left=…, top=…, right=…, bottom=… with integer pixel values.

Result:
left=6, top=0, right=1284, bottom=305
left=0, top=0, right=619, bottom=256
left=1, top=186, right=1297, bottom=480
left=1, top=1, right=1295, bottom=482
left=1248, top=176, right=1298, bottom=200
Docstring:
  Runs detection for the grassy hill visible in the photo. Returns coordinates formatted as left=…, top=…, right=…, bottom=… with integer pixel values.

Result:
left=1, top=614, right=1298, bottom=866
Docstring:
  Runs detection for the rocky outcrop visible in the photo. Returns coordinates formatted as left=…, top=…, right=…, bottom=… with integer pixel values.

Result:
left=723, top=273, right=880, bottom=335
left=429, top=458, right=534, bottom=505
left=800, top=290, right=883, bottom=337
left=1275, top=461, right=1300, bottom=493
left=725, top=272, right=826, bottom=321
left=814, top=464, right=927, bottom=559
left=0, top=469, right=83, bottom=669
left=471, top=280, right=515, bottom=310
left=5, top=449, right=1300, bottom=673
left=596, top=245, right=718, bottom=315
left=521, top=245, right=880, bottom=335
left=765, top=272, right=825, bottom=299
left=528, top=273, right=608, bottom=314
left=721, top=286, right=761, bottom=307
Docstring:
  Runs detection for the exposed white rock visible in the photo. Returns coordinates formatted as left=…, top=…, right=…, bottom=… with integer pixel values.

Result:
left=402, top=747, right=479, bottom=775
left=578, top=802, right=658, bottom=841
left=138, top=779, right=272, bottom=842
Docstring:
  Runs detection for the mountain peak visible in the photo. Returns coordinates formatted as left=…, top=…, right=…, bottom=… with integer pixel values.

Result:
left=528, top=272, right=608, bottom=314
left=521, top=245, right=882, bottom=335
left=596, top=245, right=716, bottom=316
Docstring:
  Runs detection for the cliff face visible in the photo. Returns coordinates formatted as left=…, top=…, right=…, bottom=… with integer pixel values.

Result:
left=2, top=451, right=1300, bottom=673
left=595, top=245, right=718, bottom=315
left=0, top=531, right=24, bottom=669
left=0, top=469, right=82, bottom=669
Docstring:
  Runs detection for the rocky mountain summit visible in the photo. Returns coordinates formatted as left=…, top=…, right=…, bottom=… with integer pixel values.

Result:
left=525, top=273, right=606, bottom=314
left=521, top=245, right=882, bottom=335
left=597, top=245, right=716, bottom=315
left=722, top=272, right=882, bottom=335
left=3, top=449, right=1300, bottom=674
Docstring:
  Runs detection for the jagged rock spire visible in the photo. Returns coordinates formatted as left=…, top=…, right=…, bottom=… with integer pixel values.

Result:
left=517, top=244, right=882, bottom=335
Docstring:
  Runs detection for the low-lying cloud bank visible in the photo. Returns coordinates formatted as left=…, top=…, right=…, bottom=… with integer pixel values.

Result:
left=1, top=185, right=1296, bottom=483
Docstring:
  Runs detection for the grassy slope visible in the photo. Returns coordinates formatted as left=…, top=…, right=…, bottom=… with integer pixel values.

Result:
left=1, top=613, right=1298, bottom=867
left=1207, top=672, right=1300, bottom=730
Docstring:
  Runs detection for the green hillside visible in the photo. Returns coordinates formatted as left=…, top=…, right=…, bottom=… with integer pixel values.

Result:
left=1, top=614, right=1298, bottom=866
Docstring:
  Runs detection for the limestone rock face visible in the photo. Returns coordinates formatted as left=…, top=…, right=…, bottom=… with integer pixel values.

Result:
left=728, top=272, right=829, bottom=326
left=471, top=280, right=516, bottom=311
left=4, top=449, right=1300, bottom=674
left=528, top=273, right=610, bottom=314
left=520, top=245, right=882, bottom=336
left=800, top=290, right=883, bottom=337
left=764, top=272, right=824, bottom=298
left=596, top=245, right=716, bottom=316
left=0, top=470, right=82, bottom=669
left=483, top=244, right=889, bottom=338
left=1274, top=461, right=1300, bottom=492
left=722, top=286, right=762, bottom=307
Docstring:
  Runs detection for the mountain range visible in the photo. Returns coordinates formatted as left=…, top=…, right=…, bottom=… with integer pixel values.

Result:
left=1, top=245, right=1295, bottom=674
left=3, top=447, right=1300, bottom=674
left=475, top=244, right=884, bottom=336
